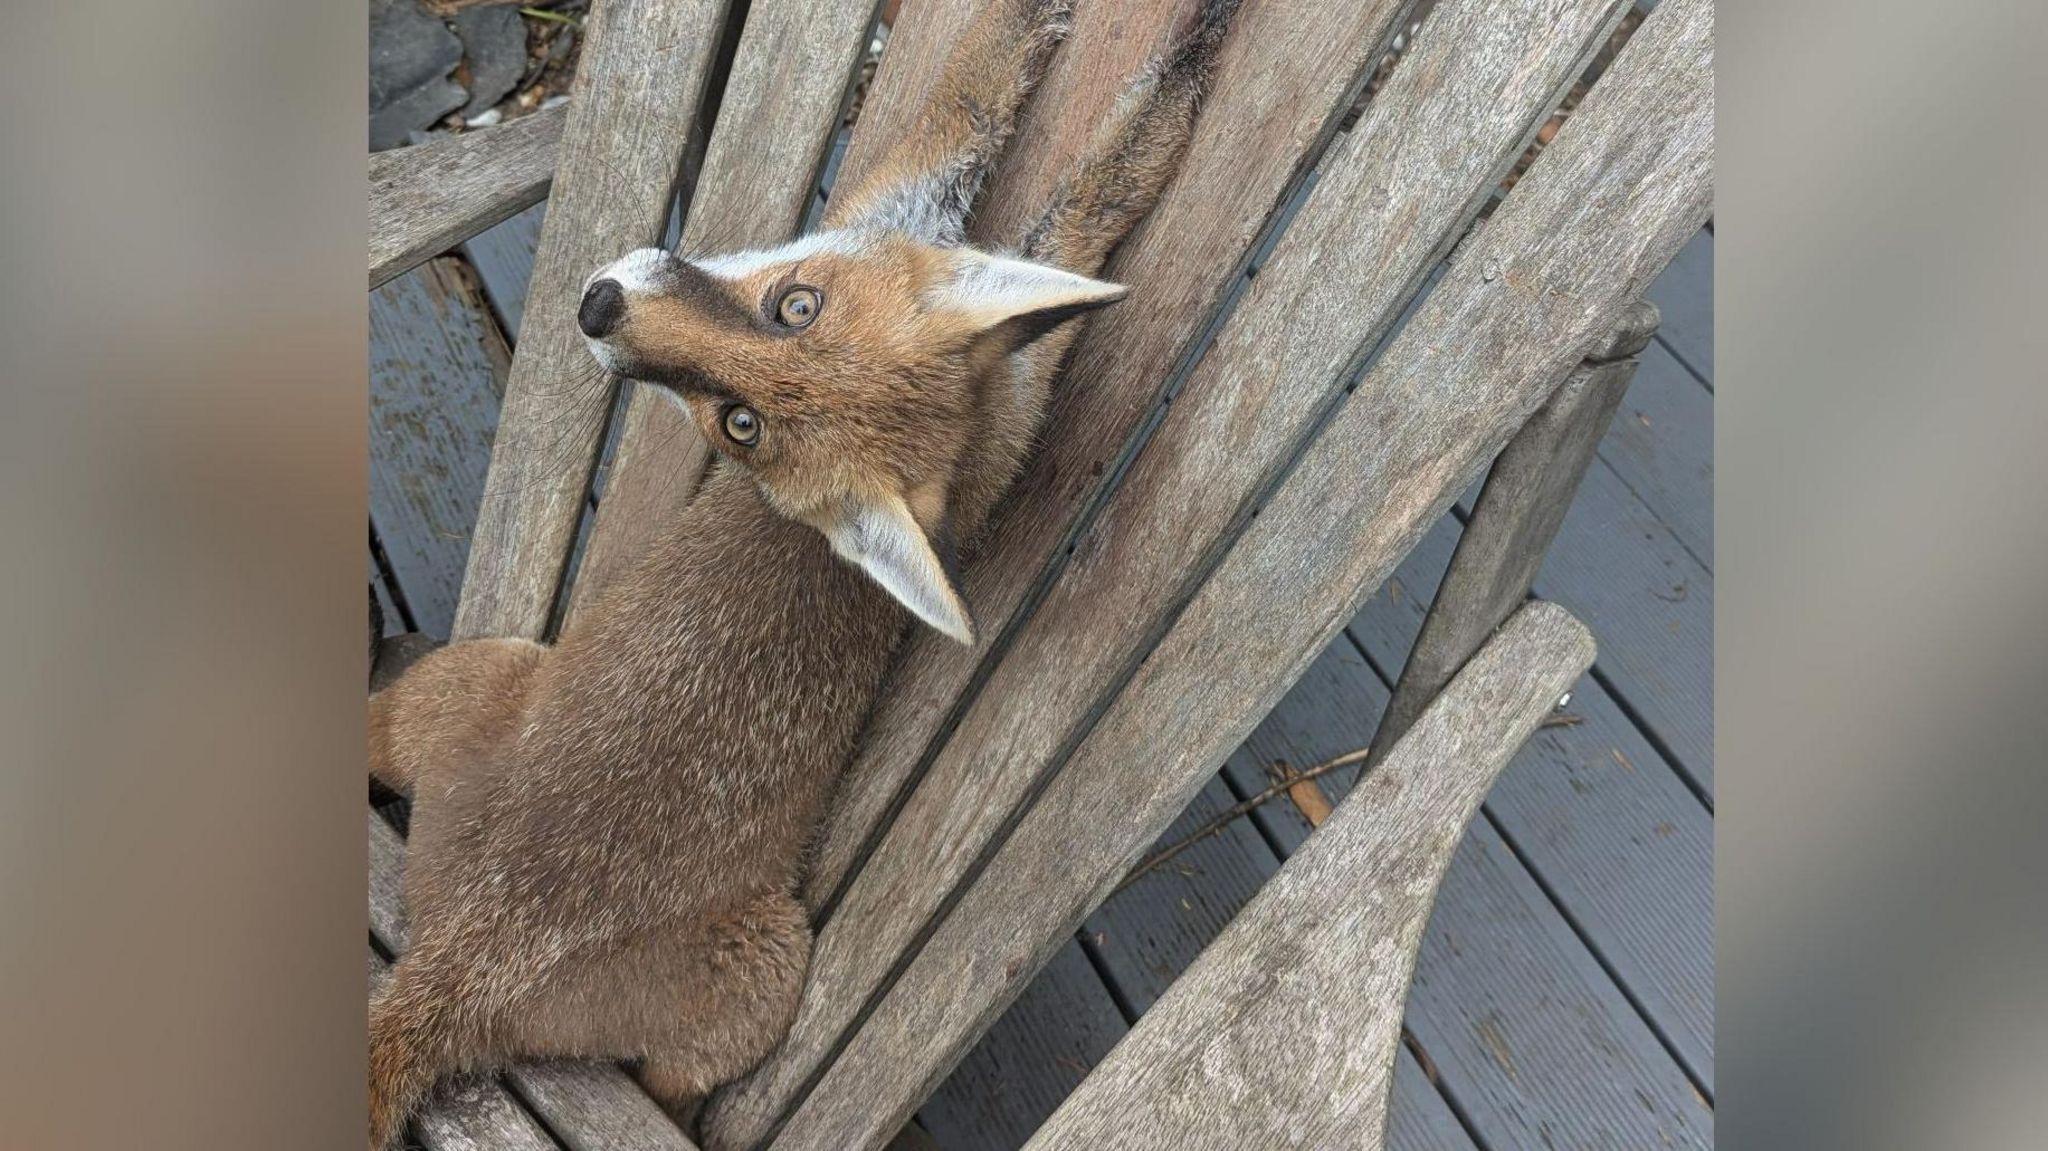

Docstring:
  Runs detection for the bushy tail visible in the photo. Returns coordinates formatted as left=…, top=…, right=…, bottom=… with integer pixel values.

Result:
left=367, top=969, right=456, bottom=1149
left=825, top=0, right=1076, bottom=243
left=1021, top=0, right=1242, bottom=275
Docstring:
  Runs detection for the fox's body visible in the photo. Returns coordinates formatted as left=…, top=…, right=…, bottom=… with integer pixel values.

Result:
left=367, top=2, right=1237, bottom=1146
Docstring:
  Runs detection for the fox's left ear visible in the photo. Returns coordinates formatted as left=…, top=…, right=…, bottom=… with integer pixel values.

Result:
left=934, top=249, right=1129, bottom=351
left=821, top=491, right=976, bottom=646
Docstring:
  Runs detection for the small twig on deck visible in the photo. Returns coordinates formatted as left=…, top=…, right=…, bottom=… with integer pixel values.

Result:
left=1114, top=746, right=1372, bottom=895
left=520, top=6, right=582, bottom=25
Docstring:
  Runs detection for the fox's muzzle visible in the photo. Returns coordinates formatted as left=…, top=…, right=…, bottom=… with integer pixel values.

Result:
left=578, top=279, right=626, bottom=339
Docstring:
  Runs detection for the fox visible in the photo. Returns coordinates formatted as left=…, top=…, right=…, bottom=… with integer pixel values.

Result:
left=366, top=0, right=1240, bottom=1145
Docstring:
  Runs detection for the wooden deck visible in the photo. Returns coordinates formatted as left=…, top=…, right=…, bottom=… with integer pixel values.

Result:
left=370, top=180, right=1713, bottom=1151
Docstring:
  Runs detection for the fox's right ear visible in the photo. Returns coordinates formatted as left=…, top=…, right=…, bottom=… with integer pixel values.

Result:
left=933, top=249, right=1128, bottom=352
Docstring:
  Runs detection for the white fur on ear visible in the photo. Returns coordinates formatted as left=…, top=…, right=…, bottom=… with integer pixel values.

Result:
left=823, top=493, right=976, bottom=645
left=934, top=249, right=1128, bottom=340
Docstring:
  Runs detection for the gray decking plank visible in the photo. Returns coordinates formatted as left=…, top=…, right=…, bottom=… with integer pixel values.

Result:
left=1350, top=512, right=1715, bottom=1091
left=1084, top=771, right=1477, bottom=1151
left=1513, top=461, right=1714, bottom=794
left=1597, top=340, right=1713, bottom=567
left=1215, top=635, right=1711, bottom=1150
left=917, top=941, right=1129, bottom=1151
left=462, top=201, right=548, bottom=341
left=1407, top=819, right=1712, bottom=1150
left=368, top=260, right=509, bottom=640
left=1642, top=227, right=1713, bottom=384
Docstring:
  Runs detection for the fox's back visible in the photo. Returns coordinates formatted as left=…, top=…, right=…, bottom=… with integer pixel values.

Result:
left=404, top=464, right=904, bottom=957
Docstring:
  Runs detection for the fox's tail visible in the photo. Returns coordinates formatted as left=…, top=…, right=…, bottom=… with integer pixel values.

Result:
left=1021, top=0, right=1243, bottom=275
left=825, top=0, right=1076, bottom=243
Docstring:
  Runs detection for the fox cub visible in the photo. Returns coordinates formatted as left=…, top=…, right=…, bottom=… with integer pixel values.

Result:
left=367, top=0, right=1239, bottom=1144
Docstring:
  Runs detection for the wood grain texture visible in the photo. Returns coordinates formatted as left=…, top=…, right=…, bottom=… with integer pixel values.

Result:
left=568, top=0, right=882, bottom=613
left=463, top=201, right=549, bottom=340
left=369, top=809, right=702, bottom=1151
left=370, top=104, right=566, bottom=290
left=759, top=0, right=1632, bottom=1135
left=1375, top=324, right=1648, bottom=759
left=1220, top=616, right=1714, bottom=1139
left=766, top=1, right=1712, bottom=1145
left=369, top=259, right=510, bottom=639
left=914, top=940, right=1128, bottom=1151
left=1021, top=603, right=1593, bottom=1151
left=1349, top=512, right=1715, bottom=1089
left=803, top=0, right=1423, bottom=913
left=1081, top=774, right=1478, bottom=1151
left=453, top=0, right=735, bottom=642
left=1597, top=337, right=1714, bottom=565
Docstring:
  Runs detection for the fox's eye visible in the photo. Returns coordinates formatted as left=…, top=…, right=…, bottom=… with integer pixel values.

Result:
left=722, top=404, right=760, bottom=446
left=776, top=286, right=822, bottom=328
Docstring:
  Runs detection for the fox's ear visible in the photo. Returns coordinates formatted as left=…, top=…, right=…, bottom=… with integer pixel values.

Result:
left=822, top=491, right=976, bottom=645
left=934, top=249, right=1128, bottom=351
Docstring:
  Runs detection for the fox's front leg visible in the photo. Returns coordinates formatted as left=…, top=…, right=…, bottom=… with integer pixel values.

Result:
left=369, top=637, right=545, bottom=796
left=825, top=0, right=1075, bottom=241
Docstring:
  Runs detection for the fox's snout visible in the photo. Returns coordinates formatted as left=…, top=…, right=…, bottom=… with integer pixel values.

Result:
left=579, top=278, right=626, bottom=339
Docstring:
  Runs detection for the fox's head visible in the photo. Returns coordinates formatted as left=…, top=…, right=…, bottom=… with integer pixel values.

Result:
left=579, top=230, right=1126, bottom=645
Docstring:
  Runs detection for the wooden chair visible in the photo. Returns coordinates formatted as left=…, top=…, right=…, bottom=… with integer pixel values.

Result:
left=367, top=0, right=1711, bottom=1146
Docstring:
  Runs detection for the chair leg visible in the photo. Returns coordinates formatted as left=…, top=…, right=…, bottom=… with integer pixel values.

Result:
left=1371, top=300, right=1660, bottom=760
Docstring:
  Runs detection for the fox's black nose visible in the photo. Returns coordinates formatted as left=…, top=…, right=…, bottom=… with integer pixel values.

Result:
left=579, top=279, right=626, bottom=339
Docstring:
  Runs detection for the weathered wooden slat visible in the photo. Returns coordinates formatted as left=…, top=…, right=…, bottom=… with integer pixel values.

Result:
left=1348, top=512, right=1715, bottom=1089
left=463, top=202, right=549, bottom=340
left=369, top=104, right=567, bottom=290
left=1219, top=618, right=1716, bottom=1138
left=1642, top=225, right=1713, bottom=384
left=764, top=2, right=1712, bottom=1145
left=1597, top=337, right=1714, bottom=565
left=367, top=946, right=562, bottom=1151
left=1080, top=774, right=1478, bottom=1151
left=803, top=0, right=1423, bottom=912
left=567, top=0, right=880, bottom=614
left=372, top=549, right=406, bottom=637
left=914, top=940, right=1128, bottom=1151
left=369, top=259, right=510, bottom=639
left=368, top=810, right=701, bottom=1151
left=1374, top=311, right=1652, bottom=760
left=1022, top=602, right=1593, bottom=1151
left=453, top=0, right=735, bottom=642
left=745, top=0, right=1634, bottom=1139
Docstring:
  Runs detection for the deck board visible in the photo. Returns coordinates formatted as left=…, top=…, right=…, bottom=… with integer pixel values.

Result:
left=1598, top=339, right=1714, bottom=567
left=1512, top=461, right=1715, bottom=796
left=368, top=259, right=508, bottom=640
left=915, top=942, right=1130, bottom=1151
left=1642, top=227, right=1713, bottom=385
left=1350, top=514, right=1716, bottom=1091
left=462, top=202, right=548, bottom=340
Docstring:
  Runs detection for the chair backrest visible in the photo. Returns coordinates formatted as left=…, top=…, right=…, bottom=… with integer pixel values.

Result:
left=426, top=0, right=1712, bottom=1147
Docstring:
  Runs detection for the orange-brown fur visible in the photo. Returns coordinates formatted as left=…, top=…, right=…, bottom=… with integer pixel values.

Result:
left=367, top=1, right=1238, bottom=1146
